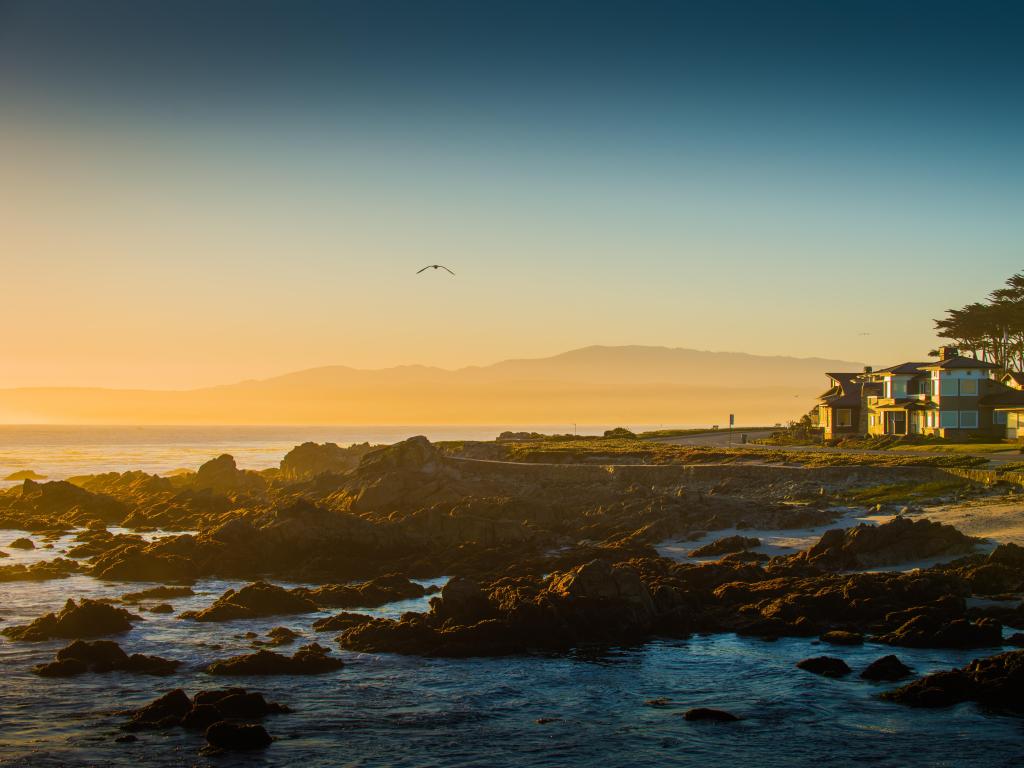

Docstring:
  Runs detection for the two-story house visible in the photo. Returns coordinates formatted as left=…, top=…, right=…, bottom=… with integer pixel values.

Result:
left=817, top=346, right=1024, bottom=440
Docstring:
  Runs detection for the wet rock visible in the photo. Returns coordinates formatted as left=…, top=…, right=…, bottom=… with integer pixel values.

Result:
left=123, top=689, right=193, bottom=730
left=204, top=721, right=272, bottom=751
left=124, top=687, right=289, bottom=732
left=119, top=585, right=195, bottom=603
left=296, top=574, right=426, bottom=609
left=192, top=454, right=266, bottom=496
left=114, top=734, right=138, bottom=743
left=682, top=708, right=740, bottom=722
left=860, top=654, right=913, bottom=682
left=180, top=581, right=317, bottom=622
left=312, top=611, right=375, bottom=632
left=877, top=615, right=1003, bottom=649
left=796, top=656, right=851, bottom=677
left=264, top=626, right=300, bottom=646
left=802, top=516, right=978, bottom=570
left=0, top=558, right=82, bottom=582
left=205, top=643, right=344, bottom=675
left=8, top=537, right=35, bottom=549
left=882, top=650, right=1024, bottom=711
left=820, top=630, right=863, bottom=646
left=689, top=535, right=761, bottom=558
left=2, top=599, right=139, bottom=641
left=149, top=604, right=174, bottom=614
left=32, top=639, right=180, bottom=677
left=280, top=441, right=376, bottom=480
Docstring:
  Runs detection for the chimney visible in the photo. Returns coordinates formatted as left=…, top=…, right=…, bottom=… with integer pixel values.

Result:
left=863, top=365, right=873, bottom=374
left=939, top=346, right=959, bottom=360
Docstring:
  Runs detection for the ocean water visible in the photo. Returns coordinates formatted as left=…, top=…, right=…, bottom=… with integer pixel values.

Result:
left=0, top=425, right=640, bottom=488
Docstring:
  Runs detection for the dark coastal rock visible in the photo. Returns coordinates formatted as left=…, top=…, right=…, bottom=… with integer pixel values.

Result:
left=796, top=656, right=851, bottom=677
left=33, top=639, right=180, bottom=677
left=0, top=557, right=82, bottom=582
left=8, top=537, right=36, bottom=549
left=882, top=650, right=1024, bottom=711
left=90, top=535, right=202, bottom=582
left=820, top=630, right=863, bottom=646
left=689, top=535, right=761, bottom=558
left=312, top=611, right=375, bottom=632
left=280, top=441, right=376, bottom=480
left=124, top=687, right=289, bottom=732
left=192, top=454, right=266, bottom=496
left=296, top=574, right=426, bottom=609
left=802, top=516, right=978, bottom=570
left=860, top=654, right=913, bottom=681
left=124, top=689, right=194, bottom=730
left=149, top=603, right=175, bottom=614
left=877, top=615, right=1003, bottom=649
left=682, top=707, right=740, bottom=722
left=204, top=721, right=272, bottom=751
left=3, top=470, right=46, bottom=481
left=264, top=626, right=301, bottom=646
left=180, top=581, right=317, bottom=622
left=205, top=643, right=344, bottom=675
left=119, top=585, right=195, bottom=603
left=0, top=479, right=127, bottom=525
left=2, top=599, right=139, bottom=641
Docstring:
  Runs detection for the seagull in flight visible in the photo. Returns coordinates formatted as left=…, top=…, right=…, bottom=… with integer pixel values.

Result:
left=417, top=264, right=455, bottom=275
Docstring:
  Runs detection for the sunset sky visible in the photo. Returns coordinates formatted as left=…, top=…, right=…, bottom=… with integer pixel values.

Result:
left=2, top=1, right=1021, bottom=390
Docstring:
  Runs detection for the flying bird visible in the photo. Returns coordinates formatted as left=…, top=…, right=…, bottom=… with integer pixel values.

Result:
left=417, top=264, right=455, bottom=275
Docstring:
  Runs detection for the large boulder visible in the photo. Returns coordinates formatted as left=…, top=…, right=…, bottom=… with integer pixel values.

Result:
left=877, top=615, right=1003, bottom=649
left=33, top=640, right=179, bottom=677
left=204, top=721, right=273, bottom=752
left=280, top=442, right=376, bottom=480
left=192, top=455, right=266, bottom=496
left=2, top=599, right=138, bottom=641
left=689, top=535, right=761, bottom=558
left=804, top=516, right=979, bottom=569
left=205, top=643, right=344, bottom=675
left=180, top=582, right=317, bottom=622
left=861, top=654, right=913, bottom=682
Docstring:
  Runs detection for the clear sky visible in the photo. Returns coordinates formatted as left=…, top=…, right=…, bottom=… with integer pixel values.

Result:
left=1, top=0, right=1021, bottom=389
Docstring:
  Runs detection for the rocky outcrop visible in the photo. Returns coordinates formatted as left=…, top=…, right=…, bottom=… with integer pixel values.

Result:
left=882, top=650, right=1024, bottom=711
left=860, top=654, right=912, bottom=681
left=205, top=643, right=344, bottom=675
left=682, top=708, right=739, bottom=722
left=312, top=612, right=374, bottom=632
left=8, top=537, right=35, bottom=549
left=689, top=535, right=761, bottom=558
left=801, top=516, right=978, bottom=570
left=0, top=479, right=126, bottom=527
left=122, top=687, right=288, bottom=733
left=204, top=721, right=273, bottom=752
left=280, top=442, right=376, bottom=480
left=0, top=558, right=82, bottom=582
left=32, top=640, right=179, bottom=677
left=796, top=656, right=851, bottom=677
left=877, top=615, right=1003, bottom=649
left=295, top=574, right=426, bottom=608
left=120, top=585, right=195, bottom=603
left=192, top=455, right=266, bottom=496
left=180, top=582, right=317, bottom=622
left=2, top=599, right=139, bottom=641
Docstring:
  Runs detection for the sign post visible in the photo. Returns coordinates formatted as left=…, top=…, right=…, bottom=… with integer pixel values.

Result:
left=729, top=413, right=734, bottom=443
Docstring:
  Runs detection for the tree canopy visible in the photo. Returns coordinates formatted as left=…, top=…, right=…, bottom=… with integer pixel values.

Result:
left=933, top=273, right=1024, bottom=371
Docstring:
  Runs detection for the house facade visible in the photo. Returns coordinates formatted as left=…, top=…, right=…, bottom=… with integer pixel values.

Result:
left=817, top=346, right=1024, bottom=440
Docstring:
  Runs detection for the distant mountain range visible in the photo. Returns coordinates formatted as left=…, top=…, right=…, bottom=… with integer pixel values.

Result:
left=0, top=345, right=863, bottom=426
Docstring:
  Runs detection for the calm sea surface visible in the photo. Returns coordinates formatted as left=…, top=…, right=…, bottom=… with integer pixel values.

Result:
left=0, top=427, right=1022, bottom=766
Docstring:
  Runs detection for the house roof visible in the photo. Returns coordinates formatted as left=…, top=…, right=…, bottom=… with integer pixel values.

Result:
left=981, top=389, right=1024, bottom=409
left=920, top=355, right=1000, bottom=371
left=1002, top=371, right=1024, bottom=387
left=872, top=362, right=932, bottom=375
left=818, top=372, right=874, bottom=408
left=871, top=401, right=937, bottom=412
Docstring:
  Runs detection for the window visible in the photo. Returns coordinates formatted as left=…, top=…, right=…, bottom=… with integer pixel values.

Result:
left=940, top=410, right=959, bottom=428
left=959, top=411, right=979, bottom=429
left=893, top=379, right=907, bottom=398
left=836, top=409, right=852, bottom=427
left=927, top=411, right=937, bottom=428
left=994, top=411, right=1008, bottom=425
left=959, top=379, right=978, bottom=396
left=869, top=414, right=876, bottom=426
left=940, top=378, right=959, bottom=396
